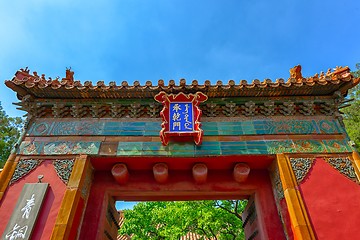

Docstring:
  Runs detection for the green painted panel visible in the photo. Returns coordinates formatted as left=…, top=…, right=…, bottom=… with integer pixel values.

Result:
left=293, top=140, right=326, bottom=153
left=266, top=140, right=296, bottom=154
left=323, top=139, right=353, bottom=152
left=27, top=119, right=344, bottom=136
left=19, top=141, right=102, bottom=155
left=18, top=141, right=44, bottom=155
left=18, top=139, right=352, bottom=156
left=117, top=142, right=143, bottom=156
left=43, top=141, right=100, bottom=155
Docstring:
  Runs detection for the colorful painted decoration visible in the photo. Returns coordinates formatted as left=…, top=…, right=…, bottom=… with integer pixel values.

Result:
left=10, top=159, right=42, bottom=185
left=53, top=159, right=75, bottom=184
left=325, top=157, right=358, bottom=183
left=289, top=158, right=315, bottom=183
left=154, top=91, right=208, bottom=146
left=270, top=166, right=284, bottom=200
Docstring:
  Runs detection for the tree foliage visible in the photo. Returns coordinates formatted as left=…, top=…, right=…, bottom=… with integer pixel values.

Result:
left=0, top=102, right=23, bottom=168
left=343, top=63, right=360, bottom=150
left=119, top=200, right=247, bottom=240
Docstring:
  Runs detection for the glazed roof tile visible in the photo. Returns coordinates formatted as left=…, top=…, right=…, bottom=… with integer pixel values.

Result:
left=5, top=65, right=359, bottom=100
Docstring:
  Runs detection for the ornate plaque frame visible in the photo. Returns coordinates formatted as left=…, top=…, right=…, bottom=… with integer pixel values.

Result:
left=154, top=91, right=208, bottom=146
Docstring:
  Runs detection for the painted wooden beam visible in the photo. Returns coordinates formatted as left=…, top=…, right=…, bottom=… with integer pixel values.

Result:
left=112, top=163, right=129, bottom=185
left=153, top=163, right=168, bottom=183
left=192, top=163, right=208, bottom=184
left=233, top=163, right=250, bottom=183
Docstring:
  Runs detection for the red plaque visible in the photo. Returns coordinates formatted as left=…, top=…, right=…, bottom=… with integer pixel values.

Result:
left=154, top=91, right=208, bottom=146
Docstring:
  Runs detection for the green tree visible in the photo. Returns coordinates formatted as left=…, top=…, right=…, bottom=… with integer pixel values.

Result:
left=343, top=63, right=360, bottom=150
left=0, top=102, right=23, bottom=168
left=119, top=200, right=247, bottom=240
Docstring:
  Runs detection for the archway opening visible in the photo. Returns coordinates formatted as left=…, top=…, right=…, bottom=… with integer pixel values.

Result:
left=79, top=155, right=283, bottom=239
left=116, top=199, right=248, bottom=239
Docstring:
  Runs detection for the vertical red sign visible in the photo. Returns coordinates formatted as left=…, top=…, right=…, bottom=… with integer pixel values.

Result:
left=154, top=91, right=208, bottom=146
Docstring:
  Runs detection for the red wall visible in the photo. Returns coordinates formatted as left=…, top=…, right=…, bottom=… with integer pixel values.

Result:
left=0, top=160, right=66, bottom=239
left=299, top=158, right=360, bottom=240
left=255, top=179, right=286, bottom=240
left=279, top=198, right=294, bottom=240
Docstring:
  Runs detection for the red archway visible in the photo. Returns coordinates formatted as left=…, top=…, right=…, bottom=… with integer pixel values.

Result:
left=78, top=155, right=285, bottom=240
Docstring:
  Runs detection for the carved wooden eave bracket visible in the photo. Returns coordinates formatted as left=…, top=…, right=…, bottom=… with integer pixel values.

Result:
left=12, top=97, right=343, bottom=119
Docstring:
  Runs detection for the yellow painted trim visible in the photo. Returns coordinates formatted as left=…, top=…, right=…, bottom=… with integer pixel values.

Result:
left=51, top=155, right=91, bottom=240
left=50, top=189, right=82, bottom=238
left=276, top=154, right=316, bottom=240
left=352, top=151, right=360, bottom=182
left=0, top=154, right=18, bottom=202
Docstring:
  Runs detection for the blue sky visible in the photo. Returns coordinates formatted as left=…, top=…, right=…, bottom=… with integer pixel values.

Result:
left=1, top=0, right=359, bottom=117
left=116, top=201, right=137, bottom=210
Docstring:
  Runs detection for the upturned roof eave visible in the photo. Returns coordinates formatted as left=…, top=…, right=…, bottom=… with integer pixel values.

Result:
left=5, top=80, right=357, bottom=101
left=4, top=66, right=359, bottom=101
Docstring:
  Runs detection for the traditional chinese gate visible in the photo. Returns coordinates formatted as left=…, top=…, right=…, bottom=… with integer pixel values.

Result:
left=1, top=66, right=360, bottom=240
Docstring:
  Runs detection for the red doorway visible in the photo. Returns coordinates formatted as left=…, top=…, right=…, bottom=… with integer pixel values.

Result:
left=79, top=156, right=285, bottom=240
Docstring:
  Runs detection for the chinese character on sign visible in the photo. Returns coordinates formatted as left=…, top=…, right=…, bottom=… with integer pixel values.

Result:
left=169, top=103, right=194, bottom=132
left=5, top=224, right=28, bottom=240
left=20, top=194, right=35, bottom=219
left=155, top=91, right=207, bottom=145
left=2, top=183, right=49, bottom=240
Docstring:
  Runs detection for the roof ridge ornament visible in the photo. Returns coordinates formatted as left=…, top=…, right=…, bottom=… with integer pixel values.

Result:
left=62, top=67, right=74, bottom=84
left=289, top=65, right=303, bottom=82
